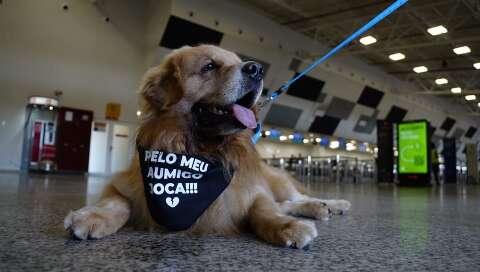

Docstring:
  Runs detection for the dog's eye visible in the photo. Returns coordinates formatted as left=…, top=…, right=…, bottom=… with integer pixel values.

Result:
left=201, top=62, right=218, bottom=73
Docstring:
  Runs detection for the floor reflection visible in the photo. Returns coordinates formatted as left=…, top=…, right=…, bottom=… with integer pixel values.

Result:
left=396, top=188, right=429, bottom=257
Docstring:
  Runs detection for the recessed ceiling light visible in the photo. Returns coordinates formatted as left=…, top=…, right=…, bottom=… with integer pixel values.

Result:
left=359, top=36, right=377, bottom=45
left=453, top=46, right=471, bottom=55
left=136, top=110, right=142, bottom=116
left=435, top=78, right=448, bottom=85
left=465, top=94, right=476, bottom=101
left=413, top=66, right=428, bottom=73
left=389, top=53, right=406, bottom=61
left=478, top=102, right=480, bottom=107
left=474, top=63, right=480, bottom=69
left=427, top=25, right=448, bottom=36
left=451, top=87, right=462, bottom=94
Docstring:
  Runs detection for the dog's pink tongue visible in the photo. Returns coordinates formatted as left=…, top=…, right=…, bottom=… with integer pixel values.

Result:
left=232, top=104, right=257, bottom=129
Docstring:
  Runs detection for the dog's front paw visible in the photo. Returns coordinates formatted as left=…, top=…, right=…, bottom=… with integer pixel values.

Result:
left=64, top=207, right=116, bottom=240
left=277, top=220, right=318, bottom=249
left=326, top=200, right=351, bottom=215
left=308, top=201, right=331, bottom=221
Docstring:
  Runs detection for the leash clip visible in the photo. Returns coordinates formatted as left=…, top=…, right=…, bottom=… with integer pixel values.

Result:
left=257, top=85, right=289, bottom=110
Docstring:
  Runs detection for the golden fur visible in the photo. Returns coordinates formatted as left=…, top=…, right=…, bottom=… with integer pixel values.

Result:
left=64, top=45, right=351, bottom=248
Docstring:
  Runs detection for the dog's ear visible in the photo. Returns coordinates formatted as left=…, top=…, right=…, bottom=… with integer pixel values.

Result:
left=139, top=54, right=183, bottom=111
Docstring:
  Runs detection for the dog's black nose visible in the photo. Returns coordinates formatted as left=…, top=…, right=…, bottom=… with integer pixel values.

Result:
left=242, top=61, right=264, bottom=81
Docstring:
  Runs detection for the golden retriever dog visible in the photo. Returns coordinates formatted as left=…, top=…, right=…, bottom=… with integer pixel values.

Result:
left=64, top=45, right=351, bottom=249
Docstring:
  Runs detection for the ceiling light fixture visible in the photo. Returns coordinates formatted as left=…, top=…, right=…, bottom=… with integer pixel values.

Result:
left=413, top=66, right=428, bottom=73
left=427, top=25, right=448, bottom=36
left=465, top=95, right=476, bottom=101
left=451, top=87, right=462, bottom=94
left=435, top=78, right=448, bottom=85
left=453, top=46, right=471, bottom=55
left=474, top=63, right=480, bottom=70
left=389, top=53, right=405, bottom=61
left=359, top=35, right=377, bottom=45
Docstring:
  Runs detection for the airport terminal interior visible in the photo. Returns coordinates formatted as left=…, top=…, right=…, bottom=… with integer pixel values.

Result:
left=1, top=0, right=479, bottom=271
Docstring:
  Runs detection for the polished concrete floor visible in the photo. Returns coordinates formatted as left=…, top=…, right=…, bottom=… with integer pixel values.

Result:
left=0, top=172, right=479, bottom=271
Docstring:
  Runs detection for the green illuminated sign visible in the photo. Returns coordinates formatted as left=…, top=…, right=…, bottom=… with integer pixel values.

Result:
left=398, top=121, right=428, bottom=174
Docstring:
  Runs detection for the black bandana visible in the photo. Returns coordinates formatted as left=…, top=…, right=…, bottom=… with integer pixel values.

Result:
left=138, top=147, right=233, bottom=231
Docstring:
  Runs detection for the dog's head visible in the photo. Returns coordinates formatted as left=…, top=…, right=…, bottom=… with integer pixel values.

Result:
left=140, top=45, right=263, bottom=136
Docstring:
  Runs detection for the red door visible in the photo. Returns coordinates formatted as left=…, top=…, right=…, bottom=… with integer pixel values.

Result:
left=31, top=121, right=43, bottom=163
left=56, top=107, right=93, bottom=172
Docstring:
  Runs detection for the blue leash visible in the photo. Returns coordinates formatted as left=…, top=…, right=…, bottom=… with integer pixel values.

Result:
left=252, top=0, right=408, bottom=143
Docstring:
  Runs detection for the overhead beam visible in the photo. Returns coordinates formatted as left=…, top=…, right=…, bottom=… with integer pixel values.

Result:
left=388, top=67, right=479, bottom=75
left=348, top=35, right=480, bottom=55
left=462, top=0, right=480, bottom=21
left=294, top=0, right=452, bottom=32
left=266, top=0, right=309, bottom=19
left=406, top=74, right=480, bottom=80
left=282, top=0, right=390, bottom=26
left=413, top=91, right=479, bottom=95
left=369, top=55, right=480, bottom=65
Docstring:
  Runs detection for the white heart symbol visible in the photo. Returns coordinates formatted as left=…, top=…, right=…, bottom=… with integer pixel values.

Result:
left=166, top=197, right=179, bottom=208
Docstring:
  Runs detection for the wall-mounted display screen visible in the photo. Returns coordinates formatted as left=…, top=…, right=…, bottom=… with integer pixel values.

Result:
left=398, top=121, right=428, bottom=174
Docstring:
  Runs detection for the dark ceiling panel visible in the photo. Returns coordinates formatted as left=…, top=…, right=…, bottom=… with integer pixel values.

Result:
left=385, top=106, right=407, bottom=123
left=357, top=86, right=384, bottom=109
left=353, top=111, right=379, bottom=134
left=160, top=16, right=223, bottom=49
left=325, top=97, right=355, bottom=120
left=440, top=117, right=456, bottom=132
left=264, top=104, right=302, bottom=129
left=465, top=127, right=477, bottom=138
left=308, top=115, right=341, bottom=135
left=286, top=73, right=325, bottom=102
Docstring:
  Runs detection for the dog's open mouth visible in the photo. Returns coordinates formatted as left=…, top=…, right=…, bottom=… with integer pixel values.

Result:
left=193, top=90, right=258, bottom=130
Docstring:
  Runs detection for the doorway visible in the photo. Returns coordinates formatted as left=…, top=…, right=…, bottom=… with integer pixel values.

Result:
left=88, top=120, right=137, bottom=175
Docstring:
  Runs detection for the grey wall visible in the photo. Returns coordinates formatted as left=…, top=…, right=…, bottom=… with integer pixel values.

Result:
left=0, top=0, right=151, bottom=170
